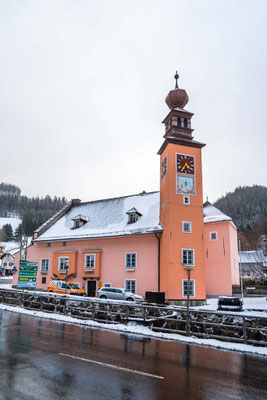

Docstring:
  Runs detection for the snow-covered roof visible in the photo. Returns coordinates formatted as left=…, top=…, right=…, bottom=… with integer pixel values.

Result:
left=203, top=202, right=232, bottom=224
left=239, top=250, right=266, bottom=264
left=35, top=191, right=162, bottom=242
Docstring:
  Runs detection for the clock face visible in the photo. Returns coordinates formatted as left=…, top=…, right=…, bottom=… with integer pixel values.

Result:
left=176, top=154, right=195, bottom=175
left=161, top=155, right=167, bottom=180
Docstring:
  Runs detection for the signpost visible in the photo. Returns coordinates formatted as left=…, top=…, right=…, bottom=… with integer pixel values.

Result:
left=17, top=260, right=38, bottom=288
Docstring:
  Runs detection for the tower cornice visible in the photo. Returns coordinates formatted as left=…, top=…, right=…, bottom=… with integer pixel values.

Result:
left=157, top=137, right=206, bottom=155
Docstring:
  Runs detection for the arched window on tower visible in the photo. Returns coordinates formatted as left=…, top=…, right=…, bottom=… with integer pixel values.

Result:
left=177, top=117, right=182, bottom=127
left=184, top=119, right=188, bottom=128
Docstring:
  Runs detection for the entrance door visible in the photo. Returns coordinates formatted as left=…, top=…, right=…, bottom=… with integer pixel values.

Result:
left=87, top=280, right=97, bottom=297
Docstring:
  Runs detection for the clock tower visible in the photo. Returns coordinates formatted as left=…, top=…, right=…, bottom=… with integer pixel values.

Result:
left=158, top=72, right=206, bottom=303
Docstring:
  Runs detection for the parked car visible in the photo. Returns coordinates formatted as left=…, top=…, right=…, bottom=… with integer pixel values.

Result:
left=47, top=279, right=86, bottom=296
left=97, top=287, right=143, bottom=302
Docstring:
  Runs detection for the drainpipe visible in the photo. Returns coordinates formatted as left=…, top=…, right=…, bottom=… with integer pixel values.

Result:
left=155, top=233, right=161, bottom=291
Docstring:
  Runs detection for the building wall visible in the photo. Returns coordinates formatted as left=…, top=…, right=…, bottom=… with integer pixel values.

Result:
left=204, top=221, right=239, bottom=296
left=160, top=143, right=206, bottom=300
left=229, top=222, right=240, bottom=285
left=13, top=234, right=159, bottom=296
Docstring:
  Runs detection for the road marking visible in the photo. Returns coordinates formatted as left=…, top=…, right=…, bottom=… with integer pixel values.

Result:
left=59, top=353, right=164, bottom=380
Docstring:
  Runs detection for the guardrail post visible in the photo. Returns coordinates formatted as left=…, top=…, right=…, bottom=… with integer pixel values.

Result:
left=63, top=298, right=67, bottom=314
left=91, top=302, right=95, bottom=320
left=243, top=317, right=247, bottom=344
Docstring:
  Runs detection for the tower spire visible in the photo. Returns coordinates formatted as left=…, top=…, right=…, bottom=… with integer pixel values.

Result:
left=174, top=71, right=179, bottom=89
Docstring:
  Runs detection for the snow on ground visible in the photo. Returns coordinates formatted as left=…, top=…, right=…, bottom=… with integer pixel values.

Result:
left=0, top=303, right=266, bottom=357
left=0, top=217, right=21, bottom=231
left=193, top=297, right=267, bottom=316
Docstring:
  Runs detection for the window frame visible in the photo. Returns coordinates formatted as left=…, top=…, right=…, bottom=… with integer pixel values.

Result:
left=58, top=256, right=69, bottom=272
left=182, top=249, right=195, bottom=266
left=182, top=221, right=192, bottom=233
left=84, top=254, right=96, bottom=270
left=125, top=252, right=137, bottom=268
left=41, top=258, right=49, bottom=272
left=182, top=279, right=195, bottom=297
left=209, top=231, right=218, bottom=241
left=124, top=279, right=137, bottom=294
left=183, top=196, right=190, bottom=205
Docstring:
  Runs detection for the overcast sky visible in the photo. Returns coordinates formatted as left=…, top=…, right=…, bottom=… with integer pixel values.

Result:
left=1, top=0, right=266, bottom=203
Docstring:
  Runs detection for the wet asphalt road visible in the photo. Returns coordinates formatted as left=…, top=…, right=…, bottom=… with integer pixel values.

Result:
left=0, top=310, right=266, bottom=400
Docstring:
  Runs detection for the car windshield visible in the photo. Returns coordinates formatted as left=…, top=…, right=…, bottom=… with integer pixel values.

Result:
left=68, top=283, right=79, bottom=289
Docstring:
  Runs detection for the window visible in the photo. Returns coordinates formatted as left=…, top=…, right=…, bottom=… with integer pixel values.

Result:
left=182, top=249, right=194, bottom=265
left=128, top=213, right=137, bottom=223
left=46, top=243, right=51, bottom=248
left=182, top=280, right=195, bottom=297
left=177, top=117, right=182, bottom=126
left=103, top=283, right=111, bottom=288
left=42, top=277, right=46, bottom=284
left=183, top=196, right=190, bottom=205
left=125, top=279, right=136, bottom=293
left=183, top=118, right=188, bottom=128
left=182, top=221, right=192, bottom=233
left=210, top=232, right=218, bottom=241
left=62, top=242, right=67, bottom=247
left=41, top=259, right=49, bottom=272
left=74, top=220, right=80, bottom=228
left=58, top=257, right=69, bottom=271
left=125, top=253, right=137, bottom=268
left=85, top=254, right=95, bottom=269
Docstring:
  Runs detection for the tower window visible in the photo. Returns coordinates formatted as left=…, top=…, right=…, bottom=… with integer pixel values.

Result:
left=183, top=196, right=190, bottom=205
left=184, top=119, right=188, bottom=128
left=177, top=117, right=182, bottom=127
left=182, top=249, right=194, bottom=265
left=182, top=221, right=192, bottom=233
left=182, top=280, right=195, bottom=297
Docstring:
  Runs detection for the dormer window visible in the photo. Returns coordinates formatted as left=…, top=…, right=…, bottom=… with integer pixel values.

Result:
left=72, top=214, right=88, bottom=229
left=126, top=208, right=142, bottom=224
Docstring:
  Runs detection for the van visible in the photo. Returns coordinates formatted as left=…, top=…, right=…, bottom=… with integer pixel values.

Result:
left=47, top=279, right=86, bottom=296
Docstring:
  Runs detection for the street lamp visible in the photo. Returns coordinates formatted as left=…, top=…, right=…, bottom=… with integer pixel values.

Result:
left=184, top=266, right=194, bottom=336
left=64, top=259, right=69, bottom=295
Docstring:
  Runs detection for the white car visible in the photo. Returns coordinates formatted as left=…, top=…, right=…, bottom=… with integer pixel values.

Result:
left=97, top=287, right=143, bottom=302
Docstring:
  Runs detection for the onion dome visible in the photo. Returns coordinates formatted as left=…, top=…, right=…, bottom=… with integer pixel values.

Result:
left=165, top=71, right=189, bottom=109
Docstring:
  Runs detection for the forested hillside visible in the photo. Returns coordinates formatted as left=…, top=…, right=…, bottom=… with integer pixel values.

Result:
left=0, top=183, right=67, bottom=240
left=214, top=185, right=267, bottom=249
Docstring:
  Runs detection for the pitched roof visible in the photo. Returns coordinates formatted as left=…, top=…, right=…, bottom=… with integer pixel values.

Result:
left=35, top=191, right=162, bottom=242
left=239, top=250, right=266, bottom=264
left=203, top=201, right=232, bottom=224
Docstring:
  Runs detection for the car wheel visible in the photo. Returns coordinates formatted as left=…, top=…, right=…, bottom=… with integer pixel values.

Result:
left=100, top=295, right=107, bottom=299
left=126, top=297, right=134, bottom=301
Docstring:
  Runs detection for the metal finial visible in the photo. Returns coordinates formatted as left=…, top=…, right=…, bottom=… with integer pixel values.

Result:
left=174, top=71, right=179, bottom=88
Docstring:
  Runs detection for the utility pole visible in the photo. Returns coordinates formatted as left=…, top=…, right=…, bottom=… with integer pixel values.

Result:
left=238, top=239, right=244, bottom=301
left=184, top=267, right=192, bottom=336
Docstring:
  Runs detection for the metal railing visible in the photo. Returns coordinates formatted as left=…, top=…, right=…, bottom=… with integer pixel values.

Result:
left=0, top=289, right=266, bottom=346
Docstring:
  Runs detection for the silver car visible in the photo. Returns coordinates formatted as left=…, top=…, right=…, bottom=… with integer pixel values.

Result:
left=97, top=287, right=143, bottom=302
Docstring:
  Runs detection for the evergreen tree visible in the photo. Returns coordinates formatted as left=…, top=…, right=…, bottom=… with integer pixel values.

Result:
left=0, top=224, right=13, bottom=241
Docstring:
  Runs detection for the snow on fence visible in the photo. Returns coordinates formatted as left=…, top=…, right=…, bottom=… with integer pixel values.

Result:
left=0, top=289, right=266, bottom=347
